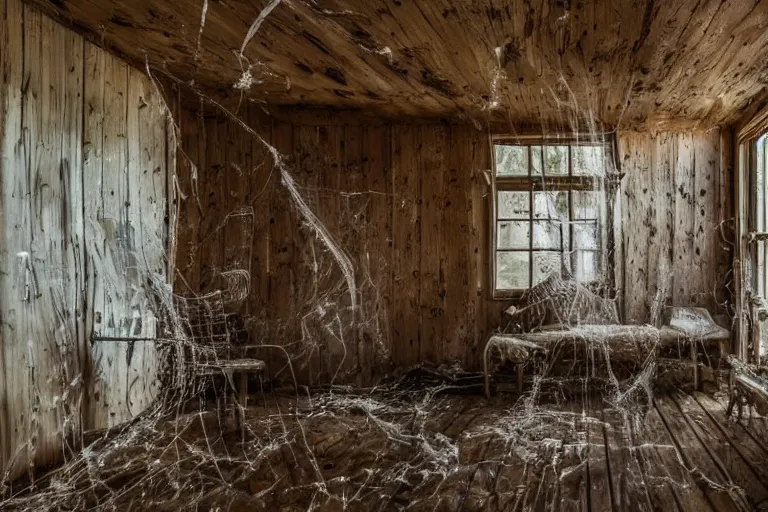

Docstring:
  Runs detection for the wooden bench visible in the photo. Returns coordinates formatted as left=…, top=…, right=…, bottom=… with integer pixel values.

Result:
left=484, top=323, right=730, bottom=397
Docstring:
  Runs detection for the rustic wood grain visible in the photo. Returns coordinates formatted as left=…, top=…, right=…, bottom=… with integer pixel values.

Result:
left=391, top=124, right=421, bottom=368
left=602, top=408, right=652, bottom=512
left=0, top=0, right=24, bottom=474
left=23, top=0, right=768, bottom=129
left=630, top=400, right=701, bottom=511
left=587, top=395, right=613, bottom=512
left=292, top=123, right=322, bottom=383
left=82, top=40, right=106, bottom=431
left=619, top=131, right=727, bottom=325
left=20, top=5, right=55, bottom=471
left=317, top=124, right=346, bottom=383
left=442, top=125, right=472, bottom=364
left=418, top=124, right=445, bottom=364
left=1, top=0, right=173, bottom=479
left=468, top=127, right=491, bottom=368
left=672, top=391, right=768, bottom=509
left=171, top=110, right=734, bottom=384
left=361, top=124, right=393, bottom=381
left=268, top=121, right=297, bottom=382
left=620, top=133, right=652, bottom=323
left=693, top=132, right=721, bottom=313
left=673, top=134, right=696, bottom=307
left=342, top=124, right=364, bottom=381
left=247, top=114, right=273, bottom=372
left=654, top=395, right=741, bottom=511
left=89, top=49, right=131, bottom=427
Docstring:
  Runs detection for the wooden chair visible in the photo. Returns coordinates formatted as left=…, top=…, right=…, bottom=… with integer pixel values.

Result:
left=171, top=290, right=265, bottom=430
left=726, top=355, right=768, bottom=421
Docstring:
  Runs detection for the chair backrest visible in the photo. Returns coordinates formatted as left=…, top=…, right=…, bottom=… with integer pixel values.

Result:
left=171, top=291, right=231, bottom=348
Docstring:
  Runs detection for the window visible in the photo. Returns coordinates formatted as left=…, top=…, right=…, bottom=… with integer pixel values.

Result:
left=491, top=137, right=610, bottom=297
left=741, top=132, right=768, bottom=360
left=750, top=133, right=768, bottom=298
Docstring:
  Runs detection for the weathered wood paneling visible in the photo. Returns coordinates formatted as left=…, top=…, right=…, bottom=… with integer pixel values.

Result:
left=0, top=0, right=173, bottom=478
left=619, top=131, right=731, bottom=324
left=176, top=108, right=733, bottom=383
left=166, top=110, right=493, bottom=386
left=175, top=110, right=500, bottom=383
left=24, top=0, right=768, bottom=128
left=391, top=125, right=421, bottom=369
left=0, top=0, right=27, bottom=477
left=85, top=63, right=169, bottom=430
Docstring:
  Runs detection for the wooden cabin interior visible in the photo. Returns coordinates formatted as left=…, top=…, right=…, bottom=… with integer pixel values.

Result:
left=4, top=0, right=768, bottom=510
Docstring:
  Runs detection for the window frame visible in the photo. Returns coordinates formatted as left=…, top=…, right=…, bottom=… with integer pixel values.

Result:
left=490, top=135, right=611, bottom=299
left=736, top=130, right=768, bottom=361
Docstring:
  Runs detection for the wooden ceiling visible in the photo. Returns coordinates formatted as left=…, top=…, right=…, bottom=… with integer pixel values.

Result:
left=28, top=0, right=768, bottom=128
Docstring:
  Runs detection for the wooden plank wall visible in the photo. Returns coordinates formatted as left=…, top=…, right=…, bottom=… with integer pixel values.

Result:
left=619, top=130, right=732, bottom=325
left=177, top=108, right=735, bottom=383
left=174, top=109, right=506, bottom=385
left=0, top=0, right=172, bottom=479
left=84, top=52, right=169, bottom=430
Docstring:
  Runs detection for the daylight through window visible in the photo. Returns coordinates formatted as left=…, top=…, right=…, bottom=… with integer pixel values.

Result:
left=491, top=138, right=609, bottom=295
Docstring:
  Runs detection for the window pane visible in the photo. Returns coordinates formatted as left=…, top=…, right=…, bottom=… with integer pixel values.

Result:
left=533, top=251, right=561, bottom=284
left=534, top=191, right=569, bottom=220
left=497, top=252, right=530, bottom=289
left=531, top=146, right=543, bottom=176
left=573, top=250, right=599, bottom=282
left=495, top=145, right=527, bottom=176
left=493, top=140, right=608, bottom=294
left=573, top=223, right=599, bottom=250
left=497, top=191, right=530, bottom=218
left=572, top=191, right=600, bottom=219
left=533, top=221, right=563, bottom=250
left=573, top=145, right=605, bottom=176
left=545, top=145, right=568, bottom=175
left=497, top=221, right=530, bottom=249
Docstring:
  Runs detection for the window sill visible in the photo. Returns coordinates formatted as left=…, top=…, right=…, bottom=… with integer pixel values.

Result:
left=492, top=289, right=527, bottom=301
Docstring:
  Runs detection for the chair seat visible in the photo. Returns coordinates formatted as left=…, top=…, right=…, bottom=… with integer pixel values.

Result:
left=195, top=358, right=266, bottom=374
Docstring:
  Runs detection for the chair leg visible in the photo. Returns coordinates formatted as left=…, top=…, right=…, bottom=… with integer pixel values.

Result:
left=239, top=373, right=248, bottom=410
left=237, top=373, right=247, bottom=440
left=691, top=341, right=700, bottom=391
left=216, top=390, right=225, bottom=432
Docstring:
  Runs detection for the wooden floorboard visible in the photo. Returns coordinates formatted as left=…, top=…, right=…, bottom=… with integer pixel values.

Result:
left=587, top=394, right=614, bottom=512
left=483, top=430, right=521, bottom=510
left=655, top=395, right=738, bottom=511
left=672, top=390, right=768, bottom=510
left=559, top=398, right=589, bottom=512
left=602, top=407, right=654, bottom=512
left=271, top=391, right=768, bottom=511
left=630, top=401, right=692, bottom=511
left=695, top=391, right=768, bottom=462
left=15, top=390, right=768, bottom=511
left=458, top=432, right=496, bottom=510
left=690, top=392, right=768, bottom=511
left=714, top=392, right=768, bottom=455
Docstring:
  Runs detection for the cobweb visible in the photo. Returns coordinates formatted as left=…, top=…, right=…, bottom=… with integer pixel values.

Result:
left=0, top=2, right=741, bottom=511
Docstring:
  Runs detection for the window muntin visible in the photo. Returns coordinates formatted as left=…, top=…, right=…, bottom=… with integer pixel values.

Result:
left=491, top=139, right=608, bottom=296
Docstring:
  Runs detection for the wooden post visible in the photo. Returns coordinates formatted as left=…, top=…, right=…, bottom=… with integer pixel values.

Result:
left=691, top=341, right=700, bottom=391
